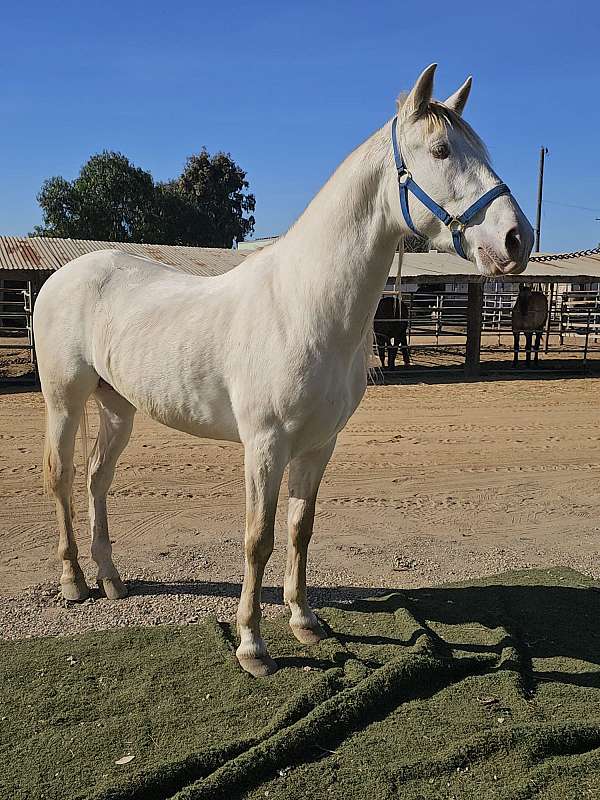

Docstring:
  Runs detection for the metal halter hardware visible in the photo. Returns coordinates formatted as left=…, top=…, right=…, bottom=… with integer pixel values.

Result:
left=391, top=116, right=511, bottom=260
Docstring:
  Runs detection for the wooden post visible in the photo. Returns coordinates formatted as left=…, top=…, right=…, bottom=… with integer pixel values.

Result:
left=465, top=281, right=484, bottom=377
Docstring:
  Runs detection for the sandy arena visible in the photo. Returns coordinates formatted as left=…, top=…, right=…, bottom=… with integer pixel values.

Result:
left=1, top=376, right=599, bottom=639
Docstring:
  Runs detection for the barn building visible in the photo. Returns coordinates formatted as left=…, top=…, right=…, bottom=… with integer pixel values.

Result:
left=2, top=235, right=600, bottom=381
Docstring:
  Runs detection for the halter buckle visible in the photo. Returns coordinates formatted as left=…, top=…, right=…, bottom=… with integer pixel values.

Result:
left=448, top=218, right=466, bottom=234
left=397, top=168, right=412, bottom=187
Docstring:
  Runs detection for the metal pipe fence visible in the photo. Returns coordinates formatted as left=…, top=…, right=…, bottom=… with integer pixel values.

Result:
left=0, top=280, right=37, bottom=380
left=374, top=284, right=600, bottom=364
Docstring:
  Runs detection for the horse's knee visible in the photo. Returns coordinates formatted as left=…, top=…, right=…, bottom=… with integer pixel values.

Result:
left=288, top=497, right=314, bottom=538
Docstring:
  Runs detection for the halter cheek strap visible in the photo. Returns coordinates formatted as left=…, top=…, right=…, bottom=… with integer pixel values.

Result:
left=391, top=116, right=511, bottom=260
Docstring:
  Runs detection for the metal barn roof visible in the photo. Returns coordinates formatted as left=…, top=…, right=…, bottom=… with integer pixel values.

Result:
left=2, top=236, right=599, bottom=285
left=0, top=236, right=247, bottom=277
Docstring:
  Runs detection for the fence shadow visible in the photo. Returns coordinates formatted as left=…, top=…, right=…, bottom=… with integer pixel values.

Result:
left=374, top=359, right=600, bottom=386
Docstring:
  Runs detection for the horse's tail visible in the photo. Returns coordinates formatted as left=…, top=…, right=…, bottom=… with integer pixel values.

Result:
left=42, top=412, right=52, bottom=498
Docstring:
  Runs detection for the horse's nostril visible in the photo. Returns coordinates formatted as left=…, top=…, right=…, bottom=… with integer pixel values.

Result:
left=505, top=227, right=521, bottom=261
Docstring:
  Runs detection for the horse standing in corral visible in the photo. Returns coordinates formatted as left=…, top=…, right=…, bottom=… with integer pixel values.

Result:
left=33, top=64, right=533, bottom=676
left=512, top=285, right=548, bottom=366
left=374, top=295, right=411, bottom=368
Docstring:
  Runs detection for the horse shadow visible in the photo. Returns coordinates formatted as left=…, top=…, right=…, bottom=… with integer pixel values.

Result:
left=127, top=574, right=600, bottom=690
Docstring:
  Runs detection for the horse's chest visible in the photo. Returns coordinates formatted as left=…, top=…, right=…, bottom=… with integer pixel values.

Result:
left=285, top=360, right=367, bottom=452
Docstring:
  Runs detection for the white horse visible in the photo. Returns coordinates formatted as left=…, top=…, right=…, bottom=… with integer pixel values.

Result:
left=33, top=65, right=533, bottom=676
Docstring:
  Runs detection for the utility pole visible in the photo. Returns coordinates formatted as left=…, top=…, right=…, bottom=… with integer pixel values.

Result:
left=534, top=146, right=548, bottom=252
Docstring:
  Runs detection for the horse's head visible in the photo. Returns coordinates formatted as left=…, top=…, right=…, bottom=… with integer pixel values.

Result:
left=394, top=64, right=533, bottom=277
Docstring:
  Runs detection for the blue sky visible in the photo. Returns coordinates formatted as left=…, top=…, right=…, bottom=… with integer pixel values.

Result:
left=1, top=1, right=599, bottom=252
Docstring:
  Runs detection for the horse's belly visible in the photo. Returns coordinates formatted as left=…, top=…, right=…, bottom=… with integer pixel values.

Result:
left=102, top=362, right=241, bottom=443
left=141, top=396, right=241, bottom=443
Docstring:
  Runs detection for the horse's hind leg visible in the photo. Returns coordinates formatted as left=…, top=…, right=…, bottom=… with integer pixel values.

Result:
left=285, top=437, right=336, bottom=645
left=88, top=383, right=135, bottom=599
left=513, top=332, right=520, bottom=366
left=534, top=331, right=542, bottom=364
left=388, top=343, right=398, bottom=370
left=400, top=329, right=411, bottom=365
left=43, top=377, right=97, bottom=601
left=375, top=334, right=386, bottom=368
left=525, top=332, right=533, bottom=367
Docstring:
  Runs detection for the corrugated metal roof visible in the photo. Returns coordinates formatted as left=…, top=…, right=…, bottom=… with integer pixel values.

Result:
left=0, top=236, right=247, bottom=277
left=3, top=236, right=599, bottom=285
left=393, top=250, right=600, bottom=283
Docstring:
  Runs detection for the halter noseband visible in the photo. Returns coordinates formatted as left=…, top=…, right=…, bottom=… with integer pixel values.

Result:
left=391, top=116, right=511, bottom=260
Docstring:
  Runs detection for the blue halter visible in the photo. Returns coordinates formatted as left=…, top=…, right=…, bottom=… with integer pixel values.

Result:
left=391, top=116, right=511, bottom=260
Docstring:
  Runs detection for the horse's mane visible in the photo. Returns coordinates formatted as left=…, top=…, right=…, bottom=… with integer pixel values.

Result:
left=396, top=94, right=490, bottom=162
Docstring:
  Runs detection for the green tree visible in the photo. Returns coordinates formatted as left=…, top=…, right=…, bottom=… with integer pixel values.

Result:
left=33, top=149, right=255, bottom=247
left=33, top=152, right=159, bottom=242
left=176, top=148, right=255, bottom=247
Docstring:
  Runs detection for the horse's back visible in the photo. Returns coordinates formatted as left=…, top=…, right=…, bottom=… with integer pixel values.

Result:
left=374, top=296, right=408, bottom=337
left=38, top=249, right=197, bottom=301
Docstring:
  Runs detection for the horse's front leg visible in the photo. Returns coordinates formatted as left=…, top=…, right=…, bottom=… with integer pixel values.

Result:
left=284, top=438, right=336, bottom=645
left=236, top=434, right=287, bottom=677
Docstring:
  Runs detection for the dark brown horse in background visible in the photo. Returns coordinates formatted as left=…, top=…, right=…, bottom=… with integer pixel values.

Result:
left=512, top=285, right=548, bottom=367
left=374, top=295, right=410, bottom=369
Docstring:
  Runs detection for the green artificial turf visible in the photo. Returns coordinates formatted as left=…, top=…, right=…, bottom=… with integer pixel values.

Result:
left=1, top=568, right=600, bottom=800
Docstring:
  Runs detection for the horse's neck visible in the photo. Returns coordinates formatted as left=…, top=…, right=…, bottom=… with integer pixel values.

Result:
left=278, top=122, right=402, bottom=345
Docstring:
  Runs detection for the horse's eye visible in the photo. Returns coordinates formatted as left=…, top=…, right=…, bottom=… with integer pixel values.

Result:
left=431, top=142, right=450, bottom=160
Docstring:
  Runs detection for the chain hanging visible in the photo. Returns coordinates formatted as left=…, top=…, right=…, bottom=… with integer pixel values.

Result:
left=529, top=246, right=600, bottom=263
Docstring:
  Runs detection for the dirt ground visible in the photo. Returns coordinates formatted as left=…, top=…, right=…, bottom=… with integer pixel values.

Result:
left=1, top=375, right=600, bottom=639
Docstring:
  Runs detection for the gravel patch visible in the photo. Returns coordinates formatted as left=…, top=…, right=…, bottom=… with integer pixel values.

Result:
left=2, top=538, right=598, bottom=641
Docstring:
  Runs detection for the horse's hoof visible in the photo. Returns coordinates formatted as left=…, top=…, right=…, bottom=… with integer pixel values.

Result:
left=60, top=575, right=90, bottom=602
left=98, top=576, right=128, bottom=600
left=237, top=654, right=278, bottom=677
left=290, top=623, right=327, bottom=645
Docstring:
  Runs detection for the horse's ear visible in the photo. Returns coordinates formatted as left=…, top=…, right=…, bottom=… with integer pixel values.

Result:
left=402, top=64, right=437, bottom=119
left=444, top=76, right=472, bottom=116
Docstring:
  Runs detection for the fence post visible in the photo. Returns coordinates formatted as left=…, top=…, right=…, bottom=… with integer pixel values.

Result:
left=465, top=281, right=484, bottom=377
left=544, top=282, right=553, bottom=354
left=584, top=308, right=591, bottom=364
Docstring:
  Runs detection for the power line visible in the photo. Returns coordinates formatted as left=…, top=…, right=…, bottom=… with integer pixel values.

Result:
left=545, top=200, right=600, bottom=214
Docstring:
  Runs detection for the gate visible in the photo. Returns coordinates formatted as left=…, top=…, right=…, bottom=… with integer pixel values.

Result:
left=0, top=279, right=37, bottom=382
